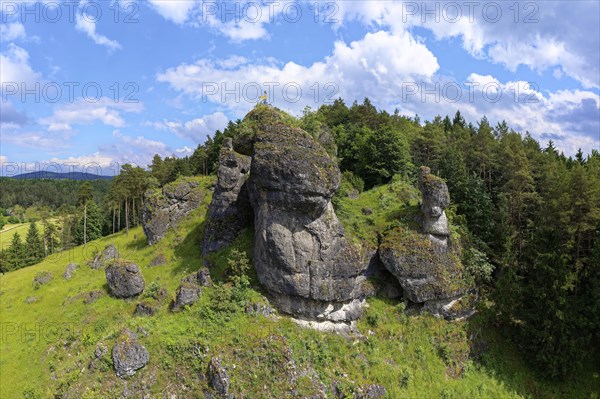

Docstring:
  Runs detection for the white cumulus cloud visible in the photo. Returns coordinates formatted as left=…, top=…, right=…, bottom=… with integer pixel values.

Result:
left=149, top=111, right=229, bottom=143
left=75, top=2, right=122, bottom=50
left=157, top=30, right=439, bottom=115
left=40, top=98, right=143, bottom=131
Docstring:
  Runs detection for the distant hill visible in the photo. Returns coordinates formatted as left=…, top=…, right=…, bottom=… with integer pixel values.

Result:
left=10, top=171, right=113, bottom=180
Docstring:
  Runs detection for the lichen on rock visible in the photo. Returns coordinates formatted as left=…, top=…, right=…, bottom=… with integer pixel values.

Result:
left=111, top=328, right=149, bottom=378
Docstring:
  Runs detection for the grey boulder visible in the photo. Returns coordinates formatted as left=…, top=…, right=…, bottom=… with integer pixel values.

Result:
left=63, top=263, right=78, bottom=280
left=105, top=260, right=145, bottom=298
left=172, top=283, right=201, bottom=310
left=112, top=328, right=149, bottom=378
left=207, top=357, right=231, bottom=398
left=90, top=244, right=119, bottom=269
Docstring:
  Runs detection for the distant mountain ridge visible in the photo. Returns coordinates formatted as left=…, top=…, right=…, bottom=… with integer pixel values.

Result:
left=10, top=171, right=113, bottom=180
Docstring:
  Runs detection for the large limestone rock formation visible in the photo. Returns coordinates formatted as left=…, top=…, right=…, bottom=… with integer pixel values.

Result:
left=203, top=106, right=368, bottom=325
left=202, top=138, right=252, bottom=254
left=380, top=167, right=472, bottom=319
left=142, top=178, right=205, bottom=245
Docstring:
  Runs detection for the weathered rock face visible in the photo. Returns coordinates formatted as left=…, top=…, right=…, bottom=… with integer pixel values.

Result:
left=202, top=138, right=252, bottom=254
left=418, top=166, right=450, bottom=239
left=203, top=107, right=368, bottom=324
left=142, top=178, right=205, bottom=245
left=112, top=328, right=149, bottom=378
left=105, top=260, right=145, bottom=298
left=380, top=167, right=470, bottom=318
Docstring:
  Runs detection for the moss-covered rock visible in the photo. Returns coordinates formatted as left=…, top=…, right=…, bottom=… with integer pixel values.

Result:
left=380, top=226, right=468, bottom=304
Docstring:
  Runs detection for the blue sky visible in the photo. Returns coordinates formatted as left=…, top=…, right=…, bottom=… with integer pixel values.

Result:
left=1, top=0, right=599, bottom=175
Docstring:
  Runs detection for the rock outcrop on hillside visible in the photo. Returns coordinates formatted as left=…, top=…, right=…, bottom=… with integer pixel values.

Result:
left=204, top=107, right=369, bottom=326
left=142, top=178, right=205, bottom=245
left=202, top=138, right=252, bottom=254
left=380, top=167, right=472, bottom=319
left=203, top=107, right=476, bottom=324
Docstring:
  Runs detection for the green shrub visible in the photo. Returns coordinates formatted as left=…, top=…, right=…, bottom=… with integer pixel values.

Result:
left=398, top=366, right=411, bottom=388
left=144, top=281, right=161, bottom=298
left=463, top=247, right=494, bottom=284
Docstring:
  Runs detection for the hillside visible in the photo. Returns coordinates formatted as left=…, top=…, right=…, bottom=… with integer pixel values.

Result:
left=1, top=174, right=598, bottom=398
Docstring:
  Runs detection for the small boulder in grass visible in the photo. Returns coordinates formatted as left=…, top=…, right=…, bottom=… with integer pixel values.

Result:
left=33, top=271, right=52, bottom=288
left=105, top=260, right=145, bottom=298
left=83, top=290, right=104, bottom=305
left=152, top=287, right=169, bottom=303
left=181, top=268, right=213, bottom=287
left=172, top=283, right=202, bottom=311
left=148, top=253, right=167, bottom=268
left=111, top=328, right=149, bottom=379
left=354, top=384, right=387, bottom=399
left=25, top=296, right=38, bottom=304
left=90, top=244, right=119, bottom=269
left=63, top=263, right=78, bottom=280
left=135, top=300, right=158, bottom=316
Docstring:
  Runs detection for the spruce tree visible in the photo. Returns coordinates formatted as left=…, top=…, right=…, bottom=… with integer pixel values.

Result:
left=25, top=222, right=44, bottom=265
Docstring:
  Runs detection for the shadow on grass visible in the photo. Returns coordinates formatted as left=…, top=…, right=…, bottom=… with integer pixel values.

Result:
left=124, top=233, right=149, bottom=252
left=170, top=221, right=206, bottom=277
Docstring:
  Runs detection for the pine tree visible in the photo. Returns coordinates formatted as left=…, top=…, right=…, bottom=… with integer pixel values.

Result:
left=43, top=221, right=59, bottom=255
left=7, top=232, right=25, bottom=270
left=25, top=222, right=44, bottom=265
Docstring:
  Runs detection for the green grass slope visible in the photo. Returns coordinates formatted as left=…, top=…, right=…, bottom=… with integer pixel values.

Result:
left=0, top=219, right=53, bottom=249
left=1, top=176, right=597, bottom=398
